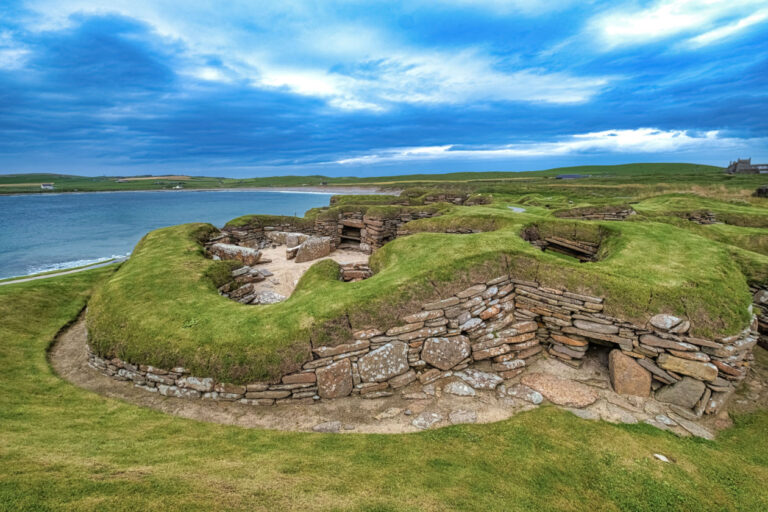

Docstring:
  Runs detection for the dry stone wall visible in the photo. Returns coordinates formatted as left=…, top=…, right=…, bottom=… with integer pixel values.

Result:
left=222, top=209, right=440, bottom=255
left=87, top=275, right=764, bottom=421
left=555, top=206, right=636, bottom=221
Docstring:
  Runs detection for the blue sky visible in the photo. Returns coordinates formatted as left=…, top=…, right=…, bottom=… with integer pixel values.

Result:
left=0, top=0, right=766, bottom=177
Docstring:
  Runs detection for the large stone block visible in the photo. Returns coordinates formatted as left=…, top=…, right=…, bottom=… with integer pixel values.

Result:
left=520, top=373, right=598, bottom=408
left=657, top=353, right=718, bottom=382
left=295, top=236, right=331, bottom=263
left=608, top=349, right=651, bottom=397
left=285, top=232, right=309, bottom=248
left=209, top=243, right=261, bottom=266
left=421, top=336, right=471, bottom=370
left=177, top=376, right=214, bottom=392
left=316, top=358, right=353, bottom=398
left=358, top=342, right=409, bottom=382
left=573, top=319, right=619, bottom=334
left=655, top=377, right=706, bottom=409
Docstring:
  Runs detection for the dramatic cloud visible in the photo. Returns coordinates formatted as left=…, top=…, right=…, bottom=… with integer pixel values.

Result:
left=0, top=0, right=765, bottom=175
left=335, top=129, right=765, bottom=164
left=591, top=0, right=768, bottom=48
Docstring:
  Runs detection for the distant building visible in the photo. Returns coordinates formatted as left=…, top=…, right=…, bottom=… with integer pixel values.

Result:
left=556, top=174, right=589, bottom=180
left=173, top=184, right=184, bottom=189
left=40, top=183, right=54, bottom=190
left=115, top=179, right=129, bottom=183
left=725, top=158, right=768, bottom=174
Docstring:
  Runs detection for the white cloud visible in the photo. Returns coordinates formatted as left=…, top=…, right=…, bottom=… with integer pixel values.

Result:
left=591, top=0, right=767, bottom=48
left=687, top=9, right=768, bottom=47
left=0, top=32, right=30, bottom=70
left=19, top=0, right=611, bottom=110
left=257, top=51, right=609, bottom=110
left=334, top=128, right=762, bottom=164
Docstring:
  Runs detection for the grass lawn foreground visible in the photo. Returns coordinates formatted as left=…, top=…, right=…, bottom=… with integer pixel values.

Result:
left=1, top=267, right=768, bottom=511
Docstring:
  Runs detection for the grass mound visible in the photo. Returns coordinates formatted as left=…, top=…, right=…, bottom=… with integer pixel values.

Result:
left=87, top=197, right=764, bottom=382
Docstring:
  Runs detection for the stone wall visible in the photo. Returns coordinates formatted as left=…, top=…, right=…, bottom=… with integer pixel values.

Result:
left=87, top=275, right=763, bottom=421
left=555, top=206, right=636, bottom=221
left=686, top=211, right=718, bottom=225
left=222, top=209, right=441, bottom=255
left=754, top=285, right=768, bottom=351
left=339, top=263, right=373, bottom=282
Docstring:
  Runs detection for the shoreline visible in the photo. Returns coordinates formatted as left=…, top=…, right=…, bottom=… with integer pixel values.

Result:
left=0, top=186, right=396, bottom=281
left=0, top=185, right=398, bottom=197
left=0, top=257, right=126, bottom=286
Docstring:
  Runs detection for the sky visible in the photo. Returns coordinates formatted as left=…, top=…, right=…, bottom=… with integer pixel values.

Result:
left=0, top=0, right=767, bottom=177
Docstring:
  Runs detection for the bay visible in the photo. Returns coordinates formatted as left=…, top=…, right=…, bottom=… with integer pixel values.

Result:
left=0, top=190, right=337, bottom=279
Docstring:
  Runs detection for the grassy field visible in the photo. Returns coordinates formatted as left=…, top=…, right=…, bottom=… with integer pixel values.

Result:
left=1, top=269, right=768, bottom=511
left=86, top=186, right=767, bottom=382
left=4, top=162, right=765, bottom=195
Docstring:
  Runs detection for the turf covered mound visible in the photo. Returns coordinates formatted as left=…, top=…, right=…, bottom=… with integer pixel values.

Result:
left=87, top=196, right=767, bottom=384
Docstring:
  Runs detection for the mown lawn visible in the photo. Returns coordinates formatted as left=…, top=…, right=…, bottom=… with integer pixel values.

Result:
left=1, top=269, right=768, bottom=511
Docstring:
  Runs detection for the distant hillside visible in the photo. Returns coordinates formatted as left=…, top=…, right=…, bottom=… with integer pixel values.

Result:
left=0, top=163, right=728, bottom=194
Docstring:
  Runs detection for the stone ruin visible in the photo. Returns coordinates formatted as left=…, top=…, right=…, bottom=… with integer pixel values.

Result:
left=554, top=205, right=636, bottom=221
left=202, top=208, right=444, bottom=305
left=685, top=211, right=718, bottom=225
left=220, top=209, right=440, bottom=255
left=82, top=202, right=767, bottom=435
left=88, top=271, right=766, bottom=435
left=521, top=224, right=602, bottom=262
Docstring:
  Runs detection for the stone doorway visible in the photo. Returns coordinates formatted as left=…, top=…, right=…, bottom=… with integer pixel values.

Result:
left=339, top=224, right=362, bottom=250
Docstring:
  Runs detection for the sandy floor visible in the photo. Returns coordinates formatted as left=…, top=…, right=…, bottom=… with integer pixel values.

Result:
left=253, top=246, right=370, bottom=298
left=50, top=316, right=762, bottom=435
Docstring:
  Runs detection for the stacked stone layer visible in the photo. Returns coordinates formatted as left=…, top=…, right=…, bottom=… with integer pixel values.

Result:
left=88, top=275, right=764, bottom=420
left=555, top=207, right=636, bottom=221
left=220, top=210, right=440, bottom=256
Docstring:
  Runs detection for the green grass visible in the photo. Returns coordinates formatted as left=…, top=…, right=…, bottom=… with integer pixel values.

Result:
left=1, top=162, right=749, bottom=195
left=2, top=270, right=768, bottom=511
left=0, top=258, right=120, bottom=283
left=87, top=192, right=765, bottom=382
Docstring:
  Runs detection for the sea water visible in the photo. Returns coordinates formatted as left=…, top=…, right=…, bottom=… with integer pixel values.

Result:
left=0, top=190, right=335, bottom=279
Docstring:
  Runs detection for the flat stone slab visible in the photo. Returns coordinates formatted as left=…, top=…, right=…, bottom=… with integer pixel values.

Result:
left=444, top=380, right=476, bottom=396
left=650, top=313, right=683, bottom=331
left=412, top=411, right=443, bottom=430
left=454, top=369, right=503, bottom=390
left=312, top=421, right=341, bottom=433
left=421, top=335, right=470, bottom=371
left=448, top=409, right=478, bottom=424
left=655, top=376, right=705, bottom=409
left=498, top=383, right=543, bottom=404
left=358, top=341, right=409, bottom=383
left=521, top=373, right=599, bottom=408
